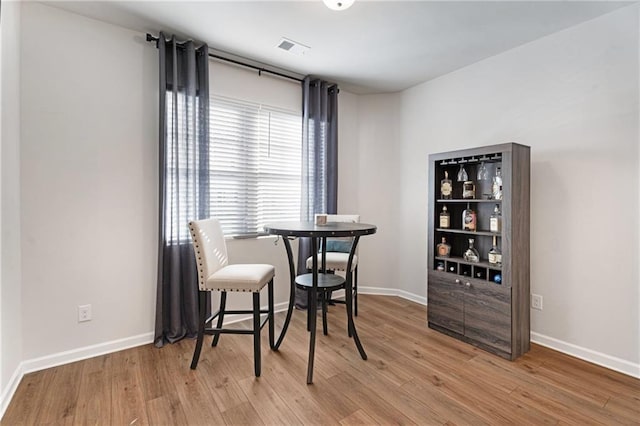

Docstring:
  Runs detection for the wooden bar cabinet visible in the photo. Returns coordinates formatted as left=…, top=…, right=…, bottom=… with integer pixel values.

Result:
left=427, top=142, right=530, bottom=360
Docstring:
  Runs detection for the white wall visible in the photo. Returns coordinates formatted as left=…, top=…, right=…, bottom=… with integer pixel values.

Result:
left=352, top=93, right=402, bottom=292
left=338, top=91, right=400, bottom=293
left=1, top=0, right=24, bottom=411
left=210, top=60, right=301, bottom=112
left=337, top=90, right=360, bottom=214
left=17, top=2, right=297, bottom=367
left=396, top=6, right=639, bottom=370
left=20, top=2, right=158, bottom=360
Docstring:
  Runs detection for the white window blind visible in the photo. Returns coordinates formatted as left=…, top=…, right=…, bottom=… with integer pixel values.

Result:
left=210, top=96, right=302, bottom=236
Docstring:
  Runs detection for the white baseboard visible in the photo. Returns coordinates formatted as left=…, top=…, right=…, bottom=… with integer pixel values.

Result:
left=21, top=332, right=155, bottom=375
left=359, top=286, right=398, bottom=296
left=3, top=293, right=638, bottom=419
left=363, top=288, right=639, bottom=379
left=0, top=362, right=24, bottom=420
left=531, top=332, right=640, bottom=379
left=359, top=286, right=428, bottom=306
left=1, top=331, right=154, bottom=419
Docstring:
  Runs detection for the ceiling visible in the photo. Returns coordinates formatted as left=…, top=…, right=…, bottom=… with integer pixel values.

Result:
left=48, top=1, right=633, bottom=94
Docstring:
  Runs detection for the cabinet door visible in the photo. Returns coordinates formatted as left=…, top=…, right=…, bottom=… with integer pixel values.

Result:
left=428, top=273, right=464, bottom=334
left=464, top=279, right=511, bottom=353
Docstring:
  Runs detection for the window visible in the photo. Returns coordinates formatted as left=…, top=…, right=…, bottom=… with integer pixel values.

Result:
left=209, top=96, right=302, bottom=236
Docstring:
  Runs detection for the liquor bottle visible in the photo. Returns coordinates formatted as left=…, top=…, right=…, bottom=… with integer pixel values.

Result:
left=436, top=237, right=451, bottom=258
left=462, top=181, right=475, bottom=199
left=439, top=205, right=451, bottom=228
left=441, top=171, right=452, bottom=199
left=490, top=204, right=502, bottom=233
left=462, top=203, right=476, bottom=231
left=488, top=235, right=502, bottom=266
left=463, top=238, right=480, bottom=263
left=492, top=166, right=503, bottom=200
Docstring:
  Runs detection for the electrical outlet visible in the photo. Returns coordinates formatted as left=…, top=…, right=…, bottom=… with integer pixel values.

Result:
left=531, top=294, right=543, bottom=311
left=78, top=304, right=92, bottom=322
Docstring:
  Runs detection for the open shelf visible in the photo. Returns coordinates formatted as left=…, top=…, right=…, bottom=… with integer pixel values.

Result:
left=436, top=228, right=501, bottom=237
left=434, top=255, right=501, bottom=270
left=436, top=199, right=502, bottom=203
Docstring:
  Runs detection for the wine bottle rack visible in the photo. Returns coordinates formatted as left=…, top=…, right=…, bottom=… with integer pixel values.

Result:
left=427, top=142, right=530, bottom=360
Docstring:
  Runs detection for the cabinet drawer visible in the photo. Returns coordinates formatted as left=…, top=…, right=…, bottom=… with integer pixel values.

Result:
left=428, top=272, right=464, bottom=334
left=463, top=278, right=511, bottom=353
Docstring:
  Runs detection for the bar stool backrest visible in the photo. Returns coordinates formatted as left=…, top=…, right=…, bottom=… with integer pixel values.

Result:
left=188, top=218, right=229, bottom=291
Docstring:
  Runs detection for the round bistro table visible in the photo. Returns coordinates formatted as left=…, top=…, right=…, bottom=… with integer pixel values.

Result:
left=263, top=221, right=377, bottom=384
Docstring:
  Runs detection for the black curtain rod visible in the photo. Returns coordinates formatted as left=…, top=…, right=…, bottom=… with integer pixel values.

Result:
left=146, top=33, right=303, bottom=84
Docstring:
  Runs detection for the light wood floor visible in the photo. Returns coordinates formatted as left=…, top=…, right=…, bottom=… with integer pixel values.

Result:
left=2, top=295, right=639, bottom=425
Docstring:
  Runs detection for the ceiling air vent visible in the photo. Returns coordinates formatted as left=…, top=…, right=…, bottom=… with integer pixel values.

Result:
left=276, top=38, right=310, bottom=56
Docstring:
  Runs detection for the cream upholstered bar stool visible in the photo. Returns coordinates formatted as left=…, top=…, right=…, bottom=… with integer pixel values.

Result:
left=188, top=218, right=275, bottom=377
left=306, top=214, right=361, bottom=333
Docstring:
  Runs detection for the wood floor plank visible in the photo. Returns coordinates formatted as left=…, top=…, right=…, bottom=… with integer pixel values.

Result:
left=536, top=348, right=640, bottom=397
left=161, top=341, right=227, bottom=425
left=199, top=333, right=256, bottom=384
left=220, top=401, right=264, bottom=426
left=145, top=395, right=189, bottom=425
left=604, top=394, right=640, bottom=421
left=137, top=343, right=174, bottom=402
left=510, top=386, right=612, bottom=426
left=237, top=375, right=304, bottom=425
left=311, top=324, right=447, bottom=424
left=72, top=354, right=112, bottom=425
left=325, top=373, right=416, bottom=425
left=197, top=357, right=249, bottom=413
left=306, top=377, right=360, bottom=421
left=138, top=343, right=189, bottom=425
left=400, top=376, right=491, bottom=425
left=529, top=363, right=612, bottom=407
left=1, top=369, right=54, bottom=425
left=275, top=312, right=345, bottom=382
left=260, top=357, right=342, bottom=425
left=339, top=409, right=379, bottom=425
left=3, top=295, right=639, bottom=426
left=110, top=349, right=150, bottom=426
left=34, top=362, right=83, bottom=424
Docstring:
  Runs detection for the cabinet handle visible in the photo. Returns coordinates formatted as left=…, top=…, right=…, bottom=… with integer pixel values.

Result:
left=465, top=282, right=471, bottom=288
left=455, top=279, right=461, bottom=284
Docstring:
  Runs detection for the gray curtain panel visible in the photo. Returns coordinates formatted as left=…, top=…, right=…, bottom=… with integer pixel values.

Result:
left=296, top=77, right=339, bottom=308
left=154, top=32, right=211, bottom=347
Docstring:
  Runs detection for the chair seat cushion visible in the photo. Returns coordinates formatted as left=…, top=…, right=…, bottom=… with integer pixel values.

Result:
left=205, top=264, right=275, bottom=292
left=306, top=253, right=358, bottom=271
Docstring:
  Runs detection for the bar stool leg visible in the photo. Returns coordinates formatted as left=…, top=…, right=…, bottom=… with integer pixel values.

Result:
left=212, top=291, right=227, bottom=347
left=190, top=291, right=207, bottom=369
left=252, top=292, right=262, bottom=377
